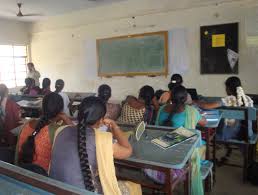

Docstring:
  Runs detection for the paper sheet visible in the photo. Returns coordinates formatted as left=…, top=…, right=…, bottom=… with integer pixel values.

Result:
left=212, top=34, right=225, bottom=47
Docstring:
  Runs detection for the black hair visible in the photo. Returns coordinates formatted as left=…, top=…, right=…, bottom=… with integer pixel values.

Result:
left=55, top=79, right=64, bottom=92
left=42, top=78, right=51, bottom=89
left=77, top=96, right=106, bottom=191
left=155, top=89, right=165, bottom=100
left=168, top=74, right=183, bottom=91
left=170, top=74, right=183, bottom=83
left=19, top=93, right=64, bottom=164
left=163, top=85, right=187, bottom=126
left=139, top=85, right=154, bottom=123
left=20, top=163, right=48, bottom=177
left=25, top=78, right=33, bottom=87
left=225, top=76, right=241, bottom=96
left=98, top=84, right=111, bottom=104
left=139, top=85, right=154, bottom=108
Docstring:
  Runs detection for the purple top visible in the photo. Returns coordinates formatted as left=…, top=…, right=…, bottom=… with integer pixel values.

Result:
left=49, top=126, right=102, bottom=194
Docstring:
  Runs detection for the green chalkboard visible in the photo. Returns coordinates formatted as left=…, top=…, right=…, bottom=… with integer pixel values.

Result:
left=97, top=31, right=168, bottom=76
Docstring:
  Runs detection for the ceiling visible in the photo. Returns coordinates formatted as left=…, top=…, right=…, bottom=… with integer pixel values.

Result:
left=0, top=0, right=254, bottom=22
left=0, top=0, right=127, bottom=22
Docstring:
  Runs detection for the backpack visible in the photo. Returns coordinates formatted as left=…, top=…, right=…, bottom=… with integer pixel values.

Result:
left=247, top=161, right=258, bottom=185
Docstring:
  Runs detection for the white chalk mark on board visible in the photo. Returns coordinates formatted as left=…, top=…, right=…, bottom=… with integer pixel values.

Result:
left=227, top=49, right=239, bottom=70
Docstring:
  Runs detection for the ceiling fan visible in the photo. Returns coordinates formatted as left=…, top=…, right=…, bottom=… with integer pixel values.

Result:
left=16, top=3, right=42, bottom=17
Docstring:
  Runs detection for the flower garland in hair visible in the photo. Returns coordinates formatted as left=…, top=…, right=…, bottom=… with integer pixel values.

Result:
left=236, top=86, right=248, bottom=106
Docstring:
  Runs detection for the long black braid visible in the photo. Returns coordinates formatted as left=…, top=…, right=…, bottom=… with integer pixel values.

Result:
left=19, top=92, right=64, bottom=164
left=163, top=85, right=187, bottom=126
left=77, top=119, right=95, bottom=191
left=77, top=96, right=106, bottom=191
left=20, top=116, right=49, bottom=163
left=139, top=85, right=155, bottom=124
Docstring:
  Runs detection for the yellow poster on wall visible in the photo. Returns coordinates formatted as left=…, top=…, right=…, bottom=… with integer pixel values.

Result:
left=212, top=34, right=225, bottom=47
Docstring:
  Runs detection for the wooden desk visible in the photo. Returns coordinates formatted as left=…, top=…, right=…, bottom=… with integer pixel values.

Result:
left=198, top=110, right=222, bottom=191
left=17, top=99, right=42, bottom=109
left=17, top=99, right=42, bottom=118
left=65, top=92, right=96, bottom=102
left=116, top=125, right=200, bottom=195
left=0, top=161, right=93, bottom=195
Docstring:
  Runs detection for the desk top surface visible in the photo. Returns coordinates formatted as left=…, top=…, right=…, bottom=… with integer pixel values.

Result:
left=119, top=125, right=199, bottom=169
left=202, top=110, right=222, bottom=128
left=17, top=99, right=42, bottom=109
left=0, top=174, right=53, bottom=195
left=0, top=161, right=93, bottom=195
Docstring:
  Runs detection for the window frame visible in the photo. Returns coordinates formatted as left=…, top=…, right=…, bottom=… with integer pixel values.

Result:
left=0, top=45, right=28, bottom=88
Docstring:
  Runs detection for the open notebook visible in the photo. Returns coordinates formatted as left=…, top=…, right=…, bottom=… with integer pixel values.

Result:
left=151, top=127, right=197, bottom=149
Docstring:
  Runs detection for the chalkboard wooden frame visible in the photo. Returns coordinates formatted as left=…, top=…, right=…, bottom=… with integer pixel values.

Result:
left=97, top=31, right=168, bottom=77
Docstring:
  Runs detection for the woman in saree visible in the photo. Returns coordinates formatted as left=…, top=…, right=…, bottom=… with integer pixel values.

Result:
left=15, top=92, right=73, bottom=172
left=118, top=85, right=159, bottom=125
left=146, top=85, right=207, bottom=195
left=49, top=96, right=142, bottom=195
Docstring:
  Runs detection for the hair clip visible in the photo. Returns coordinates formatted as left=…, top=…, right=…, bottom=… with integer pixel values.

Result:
left=171, top=80, right=177, bottom=83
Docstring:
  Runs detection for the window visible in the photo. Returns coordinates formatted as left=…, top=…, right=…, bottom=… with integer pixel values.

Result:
left=0, top=45, right=28, bottom=88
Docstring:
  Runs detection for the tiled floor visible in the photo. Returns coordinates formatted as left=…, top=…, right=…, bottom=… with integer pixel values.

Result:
left=210, top=146, right=258, bottom=195
left=141, top=147, right=258, bottom=194
left=211, top=165, right=258, bottom=195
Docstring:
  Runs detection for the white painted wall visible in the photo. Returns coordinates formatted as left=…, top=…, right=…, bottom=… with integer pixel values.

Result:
left=0, top=18, right=30, bottom=45
left=30, top=0, right=258, bottom=100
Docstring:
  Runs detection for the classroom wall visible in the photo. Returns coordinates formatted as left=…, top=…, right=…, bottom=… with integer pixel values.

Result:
left=0, top=18, right=30, bottom=45
left=30, top=0, right=258, bottom=100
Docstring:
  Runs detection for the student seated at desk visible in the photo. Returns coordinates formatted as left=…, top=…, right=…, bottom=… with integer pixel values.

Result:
left=145, top=86, right=206, bottom=195
left=197, top=77, right=254, bottom=162
left=118, top=85, right=159, bottom=124
left=0, top=84, right=21, bottom=146
left=16, top=93, right=73, bottom=173
left=98, top=84, right=121, bottom=120
left=49, top=97, right=141, bottom=194
left=156, top=85, right=207, bottom=128
left=20, top=78, right=41, bottom=96
left=197, top=76, right=253, bottom=140
left=159, top=74, right=192, bottom=105
left=55, top=79, right=71, bottom=116
left=41, top=78, right=51, bottom=96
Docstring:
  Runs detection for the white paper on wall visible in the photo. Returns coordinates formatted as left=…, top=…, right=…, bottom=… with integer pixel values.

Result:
left=245, top=6, right=258, bottom=45
left=85, top=39, right=98, bottom=79
left=227, top=49, right=239, bottom=70
left=168, top=28, right=190, bottom=74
